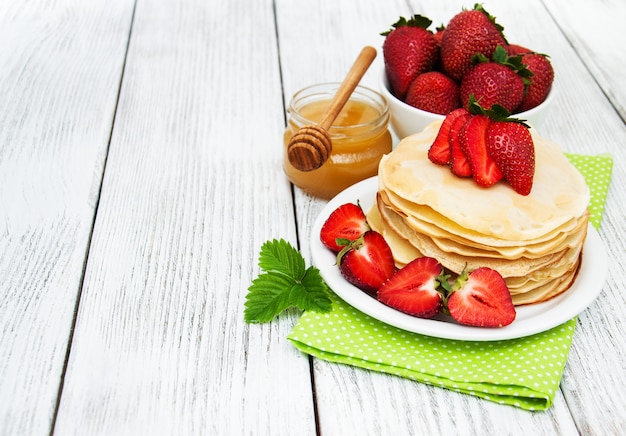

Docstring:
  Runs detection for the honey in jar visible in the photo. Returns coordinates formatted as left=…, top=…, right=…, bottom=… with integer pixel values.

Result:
left=283, top=83, right=392, bottom=199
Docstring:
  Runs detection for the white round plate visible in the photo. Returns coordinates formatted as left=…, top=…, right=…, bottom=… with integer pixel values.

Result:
left=311, top=176, right=608, bottom=341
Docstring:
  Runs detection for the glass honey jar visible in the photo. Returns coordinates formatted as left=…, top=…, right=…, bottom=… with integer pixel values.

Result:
left=283, top=83, right=392, bottom=199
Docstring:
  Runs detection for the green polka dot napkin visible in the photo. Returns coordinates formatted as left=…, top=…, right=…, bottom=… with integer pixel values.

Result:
left=288, top=153, right=613, bottom=411
left=565, top=153, right=612, bottom=229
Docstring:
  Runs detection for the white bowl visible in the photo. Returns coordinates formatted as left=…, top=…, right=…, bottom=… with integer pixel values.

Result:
left=379, top=70, right=554, bottom=139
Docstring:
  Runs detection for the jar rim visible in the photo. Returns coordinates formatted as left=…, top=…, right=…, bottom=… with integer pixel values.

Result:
left=288, top=82, right=389, bottom=131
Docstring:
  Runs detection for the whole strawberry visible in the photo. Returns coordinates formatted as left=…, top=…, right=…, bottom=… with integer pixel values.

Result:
left=382, top=15, right=439, bottom=100
left=516, top=52, right=554, bottom=112
left=459, top=46, right=531, bottom=113
left=460, top=63, right=523, bottom=113
left=433, top=25, right=445, bottom=47
left=506, top=43, right=531, bottom=56
left=440, top=4, right=507, bottom=82
left=405, top=71, right=460, bottom=115
left=486, top=118, right=535, bottom=195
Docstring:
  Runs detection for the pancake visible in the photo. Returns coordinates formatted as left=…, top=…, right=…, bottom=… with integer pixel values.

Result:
left=367, top=201, right=422, bottom=266
left=378, top=122, right=589, bottom=241
left=381, top=190, right=588, bottom=259
left=511, top=260, right=580, bottom=305
left=369, top=120, right=590, bottom=306
left=380, top=187, right=585, bottom=251
left=376, top=195, right=572, bottom=277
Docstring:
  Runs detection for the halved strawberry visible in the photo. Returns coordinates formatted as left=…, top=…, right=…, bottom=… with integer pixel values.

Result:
left=459, top=113, right=503, bottom=187
left=320, top=203, right=370, bottom=252
left=428, top=108, right=469, bottom=166
left=448, top=112, right=473, bottom=177
left=447, top=267, right=516, bottom=327
left=338, top=231, right=396, bottom=296
left=486, top=120, right=535, bottom=195
left=377, top=256, right=444, bottom=318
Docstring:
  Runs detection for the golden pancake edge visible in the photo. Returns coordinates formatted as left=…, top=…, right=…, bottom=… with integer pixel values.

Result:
left=368, top=120, right=590, bottom=306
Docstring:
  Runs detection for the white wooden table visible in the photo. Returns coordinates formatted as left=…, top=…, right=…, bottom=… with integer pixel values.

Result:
left=1, top=0, right=625, bottom=434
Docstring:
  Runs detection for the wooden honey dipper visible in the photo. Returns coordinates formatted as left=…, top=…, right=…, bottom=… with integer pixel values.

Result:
left=287, top=46, right=377, bottom=172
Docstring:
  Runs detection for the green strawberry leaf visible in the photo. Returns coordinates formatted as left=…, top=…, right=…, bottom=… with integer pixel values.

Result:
left=290, top=266, right=333, bottom=312
left=381, top=14, right=433, bottom=35
left=467, top=94, right=530, bottom=127
left=258, top=239, right=306, bottom=280
left=244, top=239, right=332, bottom=323
left=245, top=272, right=296, bottom=323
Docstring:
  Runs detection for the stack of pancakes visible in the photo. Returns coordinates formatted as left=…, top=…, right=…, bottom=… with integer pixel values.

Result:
left=368, top=121, right=590, bottom=305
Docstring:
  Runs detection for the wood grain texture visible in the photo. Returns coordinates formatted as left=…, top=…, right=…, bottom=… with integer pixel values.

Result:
left=542, top=0, right=626, bottom=123
left=524, top=8, right=626, bottom=429
left=52, top=0, right=316, bottom=434
left=2, top=0, right=625, bottom=434
left=0, top=1, right=133, bottom=435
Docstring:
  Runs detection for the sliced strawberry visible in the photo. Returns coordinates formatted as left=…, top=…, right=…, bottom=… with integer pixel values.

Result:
left=486, top=120, right=535, bottom=195
left=447, top=267, right=516, bottom=327
left=320, top=203, right=370, bottom=252
left=459, top=114, right=503, bottom=187
left=428, top=108, right=469, bottom=166
left=338, top=231, right=396, bottom=296
left=448, top=112, right=473, bottom=177
left=377, top=256, right=444, bottom=318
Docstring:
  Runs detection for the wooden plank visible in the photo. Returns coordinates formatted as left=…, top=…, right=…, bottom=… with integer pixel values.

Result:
left=542, top=0, right=626, bottom=122
left=0, top=1, right=134, bottom=435
left=52, top=0, right=317, bottom=434
left=279, top=0, right=626, bottom=433
left=312, top=360, right=580, bottom=435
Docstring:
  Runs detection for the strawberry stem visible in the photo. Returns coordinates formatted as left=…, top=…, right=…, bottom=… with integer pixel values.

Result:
left=451, top=267, right=470, bottom=292
left=336, top=235, right=362, bottom=265
left=381, top=14, right=433, bottom=35
left=471, top=45, right=534, bottom=84
left=467, top=95, right=530, bottom=127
